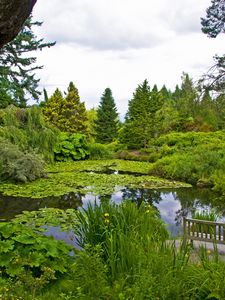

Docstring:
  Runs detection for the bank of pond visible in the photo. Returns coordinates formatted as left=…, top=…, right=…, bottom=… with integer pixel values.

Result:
left=1, top=160, right=225, bottom=299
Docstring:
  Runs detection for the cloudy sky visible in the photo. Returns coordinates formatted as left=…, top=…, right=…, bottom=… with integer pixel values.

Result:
left=32, top=0, right=224, bottom=117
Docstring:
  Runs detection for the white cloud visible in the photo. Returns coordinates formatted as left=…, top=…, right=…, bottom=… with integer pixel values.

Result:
left=32, top=0, right=224, bottom=117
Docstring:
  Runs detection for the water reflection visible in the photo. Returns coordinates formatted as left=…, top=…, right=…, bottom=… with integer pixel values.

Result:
left=0, top=187, right=225, bottom=237
left=0, top=192, right=82, bottom=220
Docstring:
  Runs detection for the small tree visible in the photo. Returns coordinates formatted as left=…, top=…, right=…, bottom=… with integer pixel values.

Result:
left=95, top=88, right=119, bottom=143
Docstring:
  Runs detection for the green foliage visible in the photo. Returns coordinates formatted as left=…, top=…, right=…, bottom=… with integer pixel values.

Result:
left=0, top=17, right=55, bottom=108
left=88, top=143, right=113, bottom=159
left=85, top=108, right=97, bottom=142
left=148, top=131, right=225, bottom=187
left=95, top=88, right=119, bottom=143
left=43, top=82, right=88, bottom=134
left=0, top=139, right=46, bottom=182
left=120, top=79, right=164, bottom=149
left=201, top=0, right=225, bottom=38
left=192, top=210, right=219, bottom=221
left=0, top=105, right=58, bottom=162
left=54, top=132, right=89, bottom=161
left=76, top=201, right=168, bottom=280
left=0, top=222, right=73, bottom=297
left=2, top=202, right=225, bottom=299
left=13, top=208, right=79, bottom=233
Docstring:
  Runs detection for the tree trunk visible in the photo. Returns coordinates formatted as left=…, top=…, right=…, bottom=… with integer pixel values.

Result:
left=0, top=0, right=37, bottom=47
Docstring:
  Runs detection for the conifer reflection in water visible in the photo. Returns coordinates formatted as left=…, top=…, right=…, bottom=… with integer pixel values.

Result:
left=0, top=187, right=224, bottom=237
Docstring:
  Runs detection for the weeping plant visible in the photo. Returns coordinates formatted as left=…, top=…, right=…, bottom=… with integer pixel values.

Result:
left=0, top=105, right=59, bottom=162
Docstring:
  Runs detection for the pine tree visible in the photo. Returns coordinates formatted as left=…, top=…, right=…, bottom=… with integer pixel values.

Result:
left=95, top=88, right=119, bottom=143
left=0, top=16, right=55, bottom=108
left=201, top=0, right=225, bottom=38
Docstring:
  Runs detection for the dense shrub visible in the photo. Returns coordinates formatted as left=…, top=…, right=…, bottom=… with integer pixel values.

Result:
left=147, top=131, right=225, bottom=189
left=0, top=139, right=46, bottom=182
left=54, top=132, right=89, bottom=161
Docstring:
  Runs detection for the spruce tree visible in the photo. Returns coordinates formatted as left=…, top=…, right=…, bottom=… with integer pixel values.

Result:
left=95, top=88, right=119, bottom=143
left=0, top=16, right=55, bottom=108
left=120, top=80, right=163, bottom=148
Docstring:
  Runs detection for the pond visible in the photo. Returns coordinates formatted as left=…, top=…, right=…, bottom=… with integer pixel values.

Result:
left=0, top=186, right=224, bottom=237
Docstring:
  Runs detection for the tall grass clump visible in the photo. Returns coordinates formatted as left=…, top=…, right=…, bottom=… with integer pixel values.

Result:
left=76, top=200, right=169, bottom=281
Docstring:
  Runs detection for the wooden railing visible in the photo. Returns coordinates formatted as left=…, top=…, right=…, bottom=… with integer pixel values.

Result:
left=183, top=217, right=225, bottom=244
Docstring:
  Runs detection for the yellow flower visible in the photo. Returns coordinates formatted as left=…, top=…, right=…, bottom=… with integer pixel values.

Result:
left=207, top=249, right=212, bottom=255
left=105, top=219, right=110, bottom=224
left=104, top=213, right=109, bottom=217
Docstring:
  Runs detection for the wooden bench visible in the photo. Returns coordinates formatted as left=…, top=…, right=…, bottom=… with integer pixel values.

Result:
left=183, top=217, right=225, bottom=245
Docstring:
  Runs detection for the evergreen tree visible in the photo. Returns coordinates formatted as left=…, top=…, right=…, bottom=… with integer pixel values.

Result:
left=174, top=73, right=198, bottom=118
left=43, top=88, right=64, bottom=126
left=120, top=80, right=163, bottom=148
left=0, top=16, right=55, bottom=108
left=44, top=82, right=88, bottom=134
left=59, top=82, right=87, bottom=133
left=86, top=108, right=97, bottom=142
left=200, top=0, right=224, bottom=95
left=201, top=0, right=225, bottom=38
left=95, top=88, right=119, bottom=143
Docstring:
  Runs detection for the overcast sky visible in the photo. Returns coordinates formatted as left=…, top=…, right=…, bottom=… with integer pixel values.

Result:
left=32, top=0, right=224, bottom=117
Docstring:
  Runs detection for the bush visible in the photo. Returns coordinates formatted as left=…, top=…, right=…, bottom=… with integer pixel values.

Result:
left=54, top=132, right=89, bottom=161
left=0, top=140, right=46, bottom=182
left=88, top=143, right=113, bottom=159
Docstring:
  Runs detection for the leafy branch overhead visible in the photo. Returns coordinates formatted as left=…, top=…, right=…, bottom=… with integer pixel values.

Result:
left=200, top=0, right=225, bottom=95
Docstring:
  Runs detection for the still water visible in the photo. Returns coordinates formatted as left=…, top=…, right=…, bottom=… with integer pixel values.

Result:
left=0, top=187, right=224, bottom=237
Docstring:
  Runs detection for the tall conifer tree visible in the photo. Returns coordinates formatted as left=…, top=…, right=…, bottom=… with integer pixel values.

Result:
left=95, top=88, right=119, bottom=143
